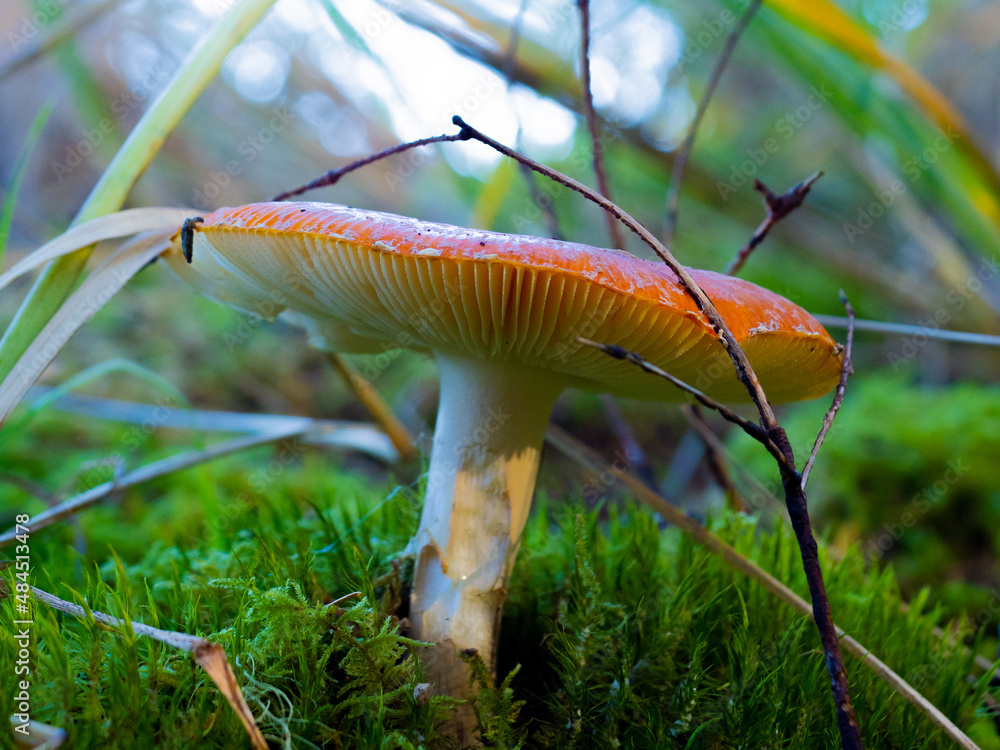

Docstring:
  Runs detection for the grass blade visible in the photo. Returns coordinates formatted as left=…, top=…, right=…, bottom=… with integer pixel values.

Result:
left=765, top=0, right=1000, bottom=201
left=0, top=231, right=173, bottom=425
left=0, top=208, right=189, bottom=293
left=0, top=101, right=55, bottom=265
left=0, top=0, right=278, bottom=384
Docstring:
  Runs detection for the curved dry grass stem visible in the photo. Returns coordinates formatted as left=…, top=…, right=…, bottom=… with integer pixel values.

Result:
left=545, top=426, right=982, bottom=750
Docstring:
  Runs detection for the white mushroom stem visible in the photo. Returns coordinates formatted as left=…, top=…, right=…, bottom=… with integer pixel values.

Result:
left=410, top=353, right=563, bottom=739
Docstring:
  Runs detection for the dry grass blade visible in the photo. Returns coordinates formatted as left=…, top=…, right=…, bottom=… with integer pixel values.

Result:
left=4, top=583, right=266, bottom=750
left=30, top=389, right=398, bottom=459
left=0, top=209, right=189, bottom=293
left=545, top=426, right=983, bottom=750
left=0, top=417, right=397, bottom=548
left=815, top=315, right=1000, bottom=348
left=0, top=230, right=173, bottom=425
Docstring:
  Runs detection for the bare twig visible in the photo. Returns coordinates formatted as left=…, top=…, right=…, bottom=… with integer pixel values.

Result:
left=802, top=292, right=855, bottom=489
left=727, top=172, right=823, bottom=275
left=545, top=425, right=981, bottom=750
left=577, top=0, right=626, bottom=250
left=576, top=336, right=790, bottom=471
left=663, top=0, right=764, bottom=245
left=682, top=404, right=748, bottom=512
left=0, top=582, right=266, bottom=749
left=271, top=132, right=471, bottom=201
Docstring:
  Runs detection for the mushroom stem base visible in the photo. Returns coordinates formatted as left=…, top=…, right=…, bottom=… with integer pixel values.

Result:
left=409, top=354, right=561, bottom=745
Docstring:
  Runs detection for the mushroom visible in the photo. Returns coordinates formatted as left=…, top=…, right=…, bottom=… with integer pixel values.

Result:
left=162, top=201, right=841, bottom=743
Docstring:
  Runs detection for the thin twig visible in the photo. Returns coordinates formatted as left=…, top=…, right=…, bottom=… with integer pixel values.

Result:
left=504, top=0, right=564, bottom=240
left=271, top=132, right=471, bottom=201
left=663, top=0, right=763, bottom=245
left=576, top=336, right=789, bottom=470
left=545, top=426, right=981, bottom=750
left=577, top=0, right=626, bottom=250
left=802, top=292, right=855, bottom=489
left=727, top=172, right=823, bottom=275
left=682, top=404, right=748, bottom=512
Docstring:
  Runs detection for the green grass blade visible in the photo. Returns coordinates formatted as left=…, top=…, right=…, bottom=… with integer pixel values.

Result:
left=0, top=99, right=55, bottom=264
left=0, top=0, right=278, bottom=383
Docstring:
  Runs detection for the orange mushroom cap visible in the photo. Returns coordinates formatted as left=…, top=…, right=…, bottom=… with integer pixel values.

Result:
left=165, top=201, right=841, bottom=403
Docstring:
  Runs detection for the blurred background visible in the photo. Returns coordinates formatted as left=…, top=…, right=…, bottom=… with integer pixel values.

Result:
left=2, top=0, right=1000, bottom=635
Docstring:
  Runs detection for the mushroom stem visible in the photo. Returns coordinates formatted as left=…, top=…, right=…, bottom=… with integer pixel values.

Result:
left=410, top=353, right=562, bottom=743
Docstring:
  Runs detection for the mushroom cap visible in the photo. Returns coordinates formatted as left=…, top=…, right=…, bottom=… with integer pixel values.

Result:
left=164, top=202, right=842, bottom=403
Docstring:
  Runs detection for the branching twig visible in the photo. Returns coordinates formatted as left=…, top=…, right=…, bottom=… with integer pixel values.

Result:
left=577, top=0, right=626, bottom=250
left=663, top=0, right=763, bottom=245
left=577, top=337, right=791, bottom=472
left=727, top=172, right=823, bottom=275
left=271, top=132, right=471, bottom=201
left=442, top=110, right=861, bottom=744
left=802, top=292, right=855, bottom=489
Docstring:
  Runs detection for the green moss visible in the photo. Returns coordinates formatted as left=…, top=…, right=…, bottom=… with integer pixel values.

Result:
left=2, top=450, right=997, bottom=748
